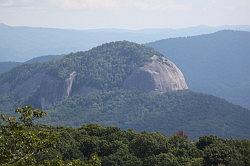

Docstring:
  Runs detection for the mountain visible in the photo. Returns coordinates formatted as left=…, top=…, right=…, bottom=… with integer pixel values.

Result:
left=25, top=54, right=64, bottom=64
left=0, top=61, right=21, bottom=74
left=1, top=23, right=250, bottom=62
left=0, top=41, right=187, bottom=109
left=0, top=41, right=249, bottom=138
left=147, top=30, right=250, bottom=109
left=0, top=55, right=64, bottom=74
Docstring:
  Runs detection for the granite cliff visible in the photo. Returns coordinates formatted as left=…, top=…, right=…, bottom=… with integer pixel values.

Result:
left=123, top=55, right=188, bottom=92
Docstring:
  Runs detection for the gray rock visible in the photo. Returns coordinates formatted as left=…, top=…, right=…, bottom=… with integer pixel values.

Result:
left=66, top=71, right=77, bottom=97
left=123, top=55, right=188, bottom=92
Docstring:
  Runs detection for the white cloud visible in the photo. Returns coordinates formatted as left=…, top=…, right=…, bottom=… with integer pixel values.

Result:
left=0, top=0, right=191, bottom=11
left=0, top=0, right=51, bottom=8
left=124, top=0, right=191, bottom=11
left=54, top=0, right=191, bottom=11
left=0, top=0, right=35, bottom=7
left=51, top=0, right=119, bottom=10
left=0, top=0, right=249, bottom=29
left=0, top=0, right=12, bottom=7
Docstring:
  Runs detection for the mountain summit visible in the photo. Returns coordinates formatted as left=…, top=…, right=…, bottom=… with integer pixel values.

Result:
left=0, top=41, right=188, bottom=108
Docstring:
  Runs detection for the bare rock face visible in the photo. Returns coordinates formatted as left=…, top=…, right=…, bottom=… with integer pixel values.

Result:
left=123, top=55, right=188, bottom=92
left=24, top=72, right=67, bottom=109
left=66, top=71, right=77, bottom=97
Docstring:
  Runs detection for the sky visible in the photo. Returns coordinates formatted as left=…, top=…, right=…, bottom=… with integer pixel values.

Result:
left=0, top=0, right=250, bottom=29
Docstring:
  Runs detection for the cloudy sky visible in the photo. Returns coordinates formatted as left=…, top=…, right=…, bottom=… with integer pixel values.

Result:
left=0, top=0, right=250, bottom=29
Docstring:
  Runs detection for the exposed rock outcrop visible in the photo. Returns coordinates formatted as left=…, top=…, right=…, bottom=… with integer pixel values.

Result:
left=123, top=55, right=188, bottom=92
left=24, top=73, right=67, bottom=109
left=21, top=71, right=96, bottom=109
left=66, top=71, right=77, bottom=97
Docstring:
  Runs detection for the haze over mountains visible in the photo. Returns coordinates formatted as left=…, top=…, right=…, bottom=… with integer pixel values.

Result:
left=148, top=30, right=250, bottom=109
left=0, top=61, right=21, bottom=74
left=0, top=55, right=64, bottom=74
left=1, top=23, right=250, bottom=62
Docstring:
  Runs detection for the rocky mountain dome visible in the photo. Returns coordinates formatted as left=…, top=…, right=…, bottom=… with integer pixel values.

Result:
left=0, top=41, right=188, bottom=109
left=123, top=55, right=188, bottom=92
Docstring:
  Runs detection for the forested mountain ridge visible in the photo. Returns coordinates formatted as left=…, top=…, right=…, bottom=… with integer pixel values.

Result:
left=147, top=30, right=250, bottom=109
left=0, top=55, right=64, bottom=74
left=25, top=54, right=64, bottom=64
left=0, top=41, right=249, bottom=139
left=0, top=41, right=187, bottom=108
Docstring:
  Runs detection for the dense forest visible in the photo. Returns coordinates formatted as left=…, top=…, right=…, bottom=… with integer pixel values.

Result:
left=0, top=41, right=159, bottom=91
left=1, top=89, right=249, bottom=139
left=1, top=106, right=249, bottom=166
left=42, top=90, right=250, bottom=139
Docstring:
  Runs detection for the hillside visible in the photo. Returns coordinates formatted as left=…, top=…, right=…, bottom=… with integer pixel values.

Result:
left=0, top=55, right=64, bottom=74
left=45, top=90, right=250, bottom=139
left=1, top=23, right=250, bottom=61
left=25, top=54, right=64, bottom=64
left=147, top=30, right=250, bottom=109
left=0, top=41, right=249, bottom=139
left=0, top=62, right=21, bottom=74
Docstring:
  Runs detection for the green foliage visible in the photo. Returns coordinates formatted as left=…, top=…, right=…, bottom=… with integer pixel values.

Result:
left=0, top=63, right=44, bottom=87
left=129, top=133, right=168, bottom=158
left=15, top=105, right=47, bottom=127
left=0, top=41, right=158, bottom=91
left=0, top=107, right=249, bottom=166
left=0, top=106, right=56, bottom=166
left=143, top=153, right=180, bottom=166
left=203, top=141, right=247, bottom=166
left=44, top=90, right=250, bottom=139
left=196, top=135, right=222, bottom=150
left=48, top=41, right=159, bottom=90
left=0, top=106, right=101, bottom=166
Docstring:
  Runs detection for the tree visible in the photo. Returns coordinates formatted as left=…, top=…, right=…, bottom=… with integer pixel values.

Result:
left=196, top=135, right=222, bottom=150
left=203, top=143, right=244, bottom=166
left=0, top=106, right=56, bottom=165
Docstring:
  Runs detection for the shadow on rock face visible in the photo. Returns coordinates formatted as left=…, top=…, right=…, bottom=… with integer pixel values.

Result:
left=123, top=55, right=188, bottom=93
